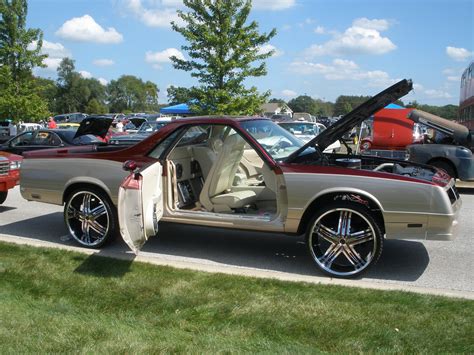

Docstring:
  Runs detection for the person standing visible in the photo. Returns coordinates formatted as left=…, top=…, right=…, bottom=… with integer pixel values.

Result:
left=47, top=116, right=57, bottom=129
left=116, top=120, right=124, bottom=132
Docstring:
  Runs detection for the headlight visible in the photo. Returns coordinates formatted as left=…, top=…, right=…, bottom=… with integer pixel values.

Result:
left=10, top=160, right=21, bottom=170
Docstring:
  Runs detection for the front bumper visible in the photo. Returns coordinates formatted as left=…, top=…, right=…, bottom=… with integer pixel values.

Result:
left=384, top=182, right=461, bottom=241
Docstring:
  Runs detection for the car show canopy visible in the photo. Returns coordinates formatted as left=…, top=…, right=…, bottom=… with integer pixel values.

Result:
left=159, top=103, right=192, bottom=115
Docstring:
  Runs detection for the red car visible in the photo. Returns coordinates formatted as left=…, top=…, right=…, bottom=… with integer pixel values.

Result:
left=0, top=152, right=22, bottom=204
left=20, top=80, right=461, bottom=278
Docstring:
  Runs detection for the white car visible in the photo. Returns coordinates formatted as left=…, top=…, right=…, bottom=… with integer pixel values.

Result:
left=277, top=121, right=341, bottom=153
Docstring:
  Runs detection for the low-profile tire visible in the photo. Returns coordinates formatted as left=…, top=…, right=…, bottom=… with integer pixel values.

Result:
left=64, top=187, right=118, bottom=248
left=306, top=201, right=383, bottom=278
left=430, top=160, right=456, bottom=179
left=0, top=191, right=7, bottom=204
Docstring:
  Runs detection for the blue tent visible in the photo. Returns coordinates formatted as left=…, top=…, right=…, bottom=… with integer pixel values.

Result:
left=160, top=103, right=192, bottom=115
left=384, top=103, right=404, bottom=109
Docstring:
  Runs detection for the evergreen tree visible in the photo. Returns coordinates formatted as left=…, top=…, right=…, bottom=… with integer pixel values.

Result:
left=171, top=0, right=276, bottom=115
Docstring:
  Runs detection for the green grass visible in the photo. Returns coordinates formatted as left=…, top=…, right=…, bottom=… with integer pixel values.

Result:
left=0, top=242, right=473, bottom=353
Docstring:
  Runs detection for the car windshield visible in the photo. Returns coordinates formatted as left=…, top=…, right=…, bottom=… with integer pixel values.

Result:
left=279, top=122, right=320, bottom=136
left=240, top=120, right=305, bottom=160
left=137, top=121, right=169, bottom=134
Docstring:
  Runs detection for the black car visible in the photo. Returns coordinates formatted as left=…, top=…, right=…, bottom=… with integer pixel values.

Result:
left=0, top=117, right=112, bottom=155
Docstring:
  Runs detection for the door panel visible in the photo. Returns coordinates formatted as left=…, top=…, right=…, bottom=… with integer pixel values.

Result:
left=118, top=162, right=163, bottom=253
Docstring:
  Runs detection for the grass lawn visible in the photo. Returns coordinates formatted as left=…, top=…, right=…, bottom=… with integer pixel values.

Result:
left=1, top=242, right=473, bottom=353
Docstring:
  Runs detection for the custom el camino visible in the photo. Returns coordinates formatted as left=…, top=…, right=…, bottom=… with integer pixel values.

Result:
left=19, top=80, right=461, bottom=277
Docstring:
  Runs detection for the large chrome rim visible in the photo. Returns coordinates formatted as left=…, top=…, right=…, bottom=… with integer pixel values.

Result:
left=65, top=191, right=110, bottom=247
left=309, top=208, right=377, bottom=277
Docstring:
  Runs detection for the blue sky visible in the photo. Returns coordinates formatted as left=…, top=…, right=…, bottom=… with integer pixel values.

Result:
left=27, top=0, right=473, bottom=105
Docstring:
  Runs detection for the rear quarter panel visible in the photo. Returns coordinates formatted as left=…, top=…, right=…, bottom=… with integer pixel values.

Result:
left=20, top=158, right=128, bottom=205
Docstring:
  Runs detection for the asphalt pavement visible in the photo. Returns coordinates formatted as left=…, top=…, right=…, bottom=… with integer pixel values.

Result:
left=1, top=186, right=473, bottom=299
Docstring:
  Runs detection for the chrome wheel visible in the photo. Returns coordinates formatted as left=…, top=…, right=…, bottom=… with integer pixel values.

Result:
left=65, top=190, right=111, bottom=247
left=308, top=203, right=381, bottom=277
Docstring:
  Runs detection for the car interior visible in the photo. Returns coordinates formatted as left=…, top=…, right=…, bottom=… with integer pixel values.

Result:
left=164, top=124, right=278, bottom=219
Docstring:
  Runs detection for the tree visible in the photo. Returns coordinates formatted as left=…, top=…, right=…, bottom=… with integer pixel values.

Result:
left=0, top=0, right=46, bottom=83
left=268, top=98, right=286, bottom=104
left=287, top=95, right=317, bottom=114
left=107, top=75, right=159, bottom=113
left=167, top=85, right=193, bottom=105
left=85, top=98, right=107, bottom=114
left=171, top=0, right=276, bottom=115
left=0, top=66, right=49, bottom=121
left=55, top=58, right=107, bottom=113
left=0, top=0, right=49, bottom=121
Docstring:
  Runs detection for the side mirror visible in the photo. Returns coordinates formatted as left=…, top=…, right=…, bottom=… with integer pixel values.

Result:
left=123, top=160, right=138, bottom=172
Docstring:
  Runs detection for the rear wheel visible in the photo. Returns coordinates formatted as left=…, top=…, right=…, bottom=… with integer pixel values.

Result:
left=306, top=201, right=383, bottom=278
left=64, top=187, right=118, bottom=248
left=0, top=191, right=7, bottom=204
left=430, top=160, right=456, bottom=179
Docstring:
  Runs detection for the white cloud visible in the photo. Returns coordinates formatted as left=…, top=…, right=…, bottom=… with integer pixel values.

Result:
left=282, top=24, right=292, bottom=31
left=98, top=77, right=109, bottom=86
left=447, top=76, right=460, bottom=82
left=424, top=89, right=452, bottom=99
left=281, top=89, right=297, bottom=98
left=314, top=26, right=325, bottom=34
left=257, top=44, right=284, bottom=57
left=93, top=58, right=115, bottom=66
left=145, top=48, right=185, bottom=69
left=28, top=40, right=71, bottom=71
left=446, top=46, right=473, bottom=62
left=352, top=17, right=390, bottom=31
left=289, top=58, right=398, bottom=87
left=252, top=0, right=296, bottom=10
left=79, top=70, right=92, bottom=79
left=125, top=0, right=182, bottom=28
left=304, top=18, right=396, bottom=57
left=42, top=57, right=63, bottom=71
left=56, top=15, right=123, bottom=44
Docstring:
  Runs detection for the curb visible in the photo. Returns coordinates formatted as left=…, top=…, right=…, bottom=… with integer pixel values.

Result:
left=1, top=233, right=473, bottom=300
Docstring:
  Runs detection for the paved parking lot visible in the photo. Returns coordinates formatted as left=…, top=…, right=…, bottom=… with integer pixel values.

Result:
left=1, top=186, right=473, bottom=298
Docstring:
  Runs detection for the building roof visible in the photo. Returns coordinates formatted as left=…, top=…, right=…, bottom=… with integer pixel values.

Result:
left=261, top=103, right=293, bottom=113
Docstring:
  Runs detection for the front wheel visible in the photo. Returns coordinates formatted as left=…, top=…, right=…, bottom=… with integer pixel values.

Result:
left=64, top=187, right=118, bottom=248
left=306, top=201, right=383, bottom=278
left=0, top=191, right=7, bottom=204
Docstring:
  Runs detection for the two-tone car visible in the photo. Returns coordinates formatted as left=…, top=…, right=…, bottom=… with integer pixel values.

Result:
left=19, top=80, right=461, bottom=278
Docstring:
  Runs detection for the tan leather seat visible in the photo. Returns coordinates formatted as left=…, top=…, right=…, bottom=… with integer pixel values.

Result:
left=200, top=134, right=257, bottom=212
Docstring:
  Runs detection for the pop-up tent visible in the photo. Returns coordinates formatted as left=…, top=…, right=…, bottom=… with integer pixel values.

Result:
left=159, top=103, right=192, bottom=115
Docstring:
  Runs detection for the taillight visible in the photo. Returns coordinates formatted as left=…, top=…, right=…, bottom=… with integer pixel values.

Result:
left=432, top=170, right=451, bottom=187
left=120, top=173, right=142, bottom=190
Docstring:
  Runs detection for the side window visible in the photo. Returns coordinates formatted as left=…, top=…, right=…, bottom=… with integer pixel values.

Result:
left=10, top=132, right=34, bottom=146
left=32, top=132, right=61, bottom=146
left=148, top=129, right=184, bottom=159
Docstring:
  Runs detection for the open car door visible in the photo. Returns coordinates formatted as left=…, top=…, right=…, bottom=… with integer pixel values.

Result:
left=118, top=161, right=163, bottom=253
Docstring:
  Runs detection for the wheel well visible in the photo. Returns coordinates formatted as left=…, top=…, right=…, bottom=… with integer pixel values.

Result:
left=427, top=158, right=457, bottom=178
left=296, top=192, right=385, bottom=235
left=63, top=183, right=111, bottom=205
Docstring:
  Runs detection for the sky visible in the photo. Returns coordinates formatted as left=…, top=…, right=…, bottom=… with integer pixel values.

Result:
left=27, top=0, right=473, bottom=105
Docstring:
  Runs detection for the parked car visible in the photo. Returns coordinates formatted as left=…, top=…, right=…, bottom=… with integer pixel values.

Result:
left=54, top=112, right=88, bottom=123
left=0, top=151, right=22, bottom=204
left=277, top=121, right=341, bottom=153
left=19, top=79, right=461, bottom=278
left=18, top=123, right=42, bottom=133
left=0, top=117, right=112, bottom=155
left=407, top=110, right=474, bottom=180
left=109, top=119, right=172, bottom=145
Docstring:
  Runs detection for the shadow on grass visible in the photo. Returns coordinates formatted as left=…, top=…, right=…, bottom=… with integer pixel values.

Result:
left=74, top=251, right=136, bottom=278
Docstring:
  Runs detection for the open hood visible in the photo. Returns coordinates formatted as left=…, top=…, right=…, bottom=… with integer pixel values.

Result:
left=285, top=79, right=413, bottom=163
left=409, top=109, right=471, bottom=146
left=74, top=116, right=113, bottom=139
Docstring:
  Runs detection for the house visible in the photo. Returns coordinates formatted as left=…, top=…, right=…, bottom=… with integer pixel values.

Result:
left=261, top=103, right=293, bottom=118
